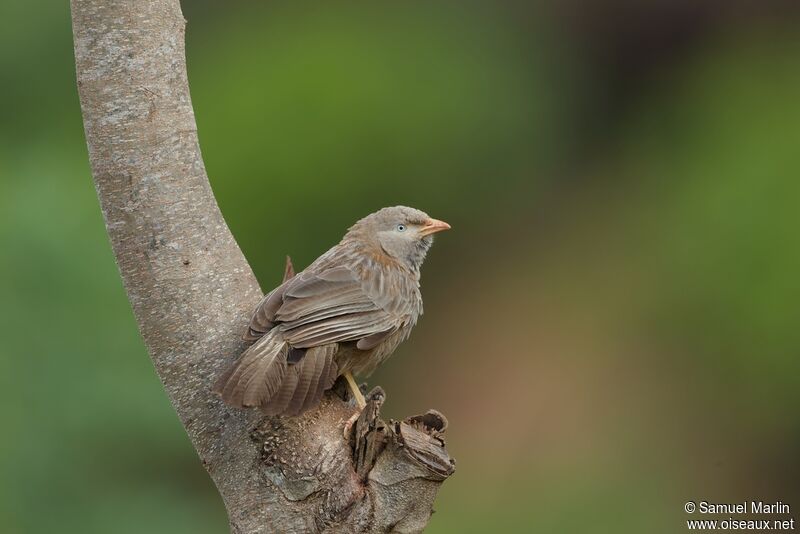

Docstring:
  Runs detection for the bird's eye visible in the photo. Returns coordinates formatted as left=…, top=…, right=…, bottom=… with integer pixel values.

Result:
left=396, top=224, right=407, bottom=232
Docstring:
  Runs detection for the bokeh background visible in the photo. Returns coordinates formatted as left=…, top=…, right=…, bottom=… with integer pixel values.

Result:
left=2, top=1, right=799, bottom=532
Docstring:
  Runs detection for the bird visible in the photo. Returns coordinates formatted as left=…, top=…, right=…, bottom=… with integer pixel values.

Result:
left=213, top=206, right=450, bottom=416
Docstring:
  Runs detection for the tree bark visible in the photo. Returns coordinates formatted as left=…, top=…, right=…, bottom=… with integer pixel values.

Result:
left=70, top=1, right=454, bottom=532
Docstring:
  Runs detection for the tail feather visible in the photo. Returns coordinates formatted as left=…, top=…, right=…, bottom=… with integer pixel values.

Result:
left=242, top=352, right=287, bottom=408
left=222, top=346, right=275, bottom=405
left=236, top=345, right=287, bottom=407
left=219, top=336, right=278, bottom=401
left=301, top=345, right=338, bottom=413
left=262, top=365, right=300, bottom=415
left=214, top=332, right=288, bottom=408
left=287, top=357, right=316, bottom=414
left=290, top=352, right=323, bottom=415
left=214, top=333, right=339, bottom=415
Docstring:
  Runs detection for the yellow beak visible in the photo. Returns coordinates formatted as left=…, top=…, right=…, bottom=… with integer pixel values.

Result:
left=419, top=217, right=451, bottom=237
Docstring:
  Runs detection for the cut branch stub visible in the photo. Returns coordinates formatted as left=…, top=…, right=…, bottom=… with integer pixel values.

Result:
left=350, top=389, right=454, bottom=482
left=249, top=386, right=455, bottom=532
left=393, top=410, right=454, bottom=481
left=352, top=386, right=389, bottom=479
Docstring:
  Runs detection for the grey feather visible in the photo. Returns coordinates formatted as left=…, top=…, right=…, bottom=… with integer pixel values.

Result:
left=214, top=331, right=288, bottom=408
left=357, top=328, right=397, bottom=350
left=260, top=364, right=299, bottom=415
left=287, top=355, right=316, bottom=415
left=303, top=345, right=338, bottom=411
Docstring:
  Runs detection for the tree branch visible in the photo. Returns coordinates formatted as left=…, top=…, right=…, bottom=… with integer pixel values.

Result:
left=70, top=1, right=454, bottom=532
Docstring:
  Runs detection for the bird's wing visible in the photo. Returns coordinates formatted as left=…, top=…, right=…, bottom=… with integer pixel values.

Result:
left=243, top=257, right=298, bottom=341
left=273, top=265, right=408, bottom=349
left=244, top=284, right=288, bottom=341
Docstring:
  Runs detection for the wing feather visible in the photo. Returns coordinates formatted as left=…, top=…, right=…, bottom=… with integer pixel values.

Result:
left=274, top=264, right=409, bottom=348
left=243, top=258, right=419, bottom=360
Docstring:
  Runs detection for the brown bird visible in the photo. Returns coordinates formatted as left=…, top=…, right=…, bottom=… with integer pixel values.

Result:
left=213, top=206, right=450, bottom=416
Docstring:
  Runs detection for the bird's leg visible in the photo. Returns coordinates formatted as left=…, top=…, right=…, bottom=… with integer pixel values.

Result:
left=342, top=372, right=367, bottom=439
left=344, top=371, right=366, bottom=409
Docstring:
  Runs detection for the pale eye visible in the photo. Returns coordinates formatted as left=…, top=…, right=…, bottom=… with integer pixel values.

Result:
left=396, top=224, right=407, bottom=232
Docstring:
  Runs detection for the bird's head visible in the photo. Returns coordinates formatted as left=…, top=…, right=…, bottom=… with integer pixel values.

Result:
left=346, top=206, right=451, bottom=271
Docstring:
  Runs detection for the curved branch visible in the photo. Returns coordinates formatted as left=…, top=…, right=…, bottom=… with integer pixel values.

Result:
left=70, top=1, right=454, bottom=532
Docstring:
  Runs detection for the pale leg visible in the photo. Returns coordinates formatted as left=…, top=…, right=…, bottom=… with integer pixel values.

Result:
left=343, top=371, right=366, bottom=409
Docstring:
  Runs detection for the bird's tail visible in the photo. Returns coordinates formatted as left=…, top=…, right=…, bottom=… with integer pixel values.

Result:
left=213, top=331, right=338, bottom=416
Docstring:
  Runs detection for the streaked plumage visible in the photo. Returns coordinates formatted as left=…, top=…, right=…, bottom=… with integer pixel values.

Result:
left=214, top=206, right=450, bottom=416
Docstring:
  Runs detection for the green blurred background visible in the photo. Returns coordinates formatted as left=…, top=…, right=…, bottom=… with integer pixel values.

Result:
left=2, top=1, right=799, bottom=532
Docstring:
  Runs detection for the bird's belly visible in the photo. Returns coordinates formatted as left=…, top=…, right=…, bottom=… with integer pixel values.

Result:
left=335, top=329, right=408, bottom=378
